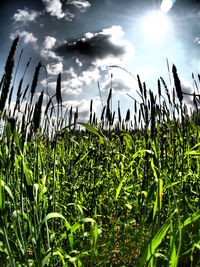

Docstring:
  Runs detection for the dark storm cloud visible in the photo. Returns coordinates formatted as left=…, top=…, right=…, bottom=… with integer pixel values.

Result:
left=63, top=34, right=125, bottom=59
left=55, top=26, right=133, bottom=68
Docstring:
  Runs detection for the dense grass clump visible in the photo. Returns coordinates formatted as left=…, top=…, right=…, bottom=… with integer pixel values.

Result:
left=1, top=38, right=200, bottom=266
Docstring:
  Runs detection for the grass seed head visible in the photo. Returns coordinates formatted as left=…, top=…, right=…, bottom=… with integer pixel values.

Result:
left=56, top=73, right=62, bottom=104
left=158, top=79, right=161, bottom=98
left=125, top=109, right=130, bottom=122
left=0, top=37, right=19, bottom=113
left=101, top=106, right=106, bottom=121
left=172, top=64, right=183, bottom=104
left=30, top=62, right=42, bottom=103
left=118, top=101, right=121, bottom=123
left=137, top=75, right=143, bottom=96
left=32, top=91, right=44, bottom=133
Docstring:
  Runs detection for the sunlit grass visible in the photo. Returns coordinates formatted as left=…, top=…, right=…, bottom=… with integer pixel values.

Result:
left=0, top=37, right=200, bottom=266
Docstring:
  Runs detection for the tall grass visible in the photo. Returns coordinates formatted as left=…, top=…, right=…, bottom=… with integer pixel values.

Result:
left=0, top=38, right=200, bottom=266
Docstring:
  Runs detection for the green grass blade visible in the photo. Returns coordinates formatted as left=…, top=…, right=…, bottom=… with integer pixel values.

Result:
left=181, top=210, right=200, bottom=229
left=41, top=212, right=71, bottom=230
left=115, top=177, right=124, bottom=200
left=77, top=122, right=104, bottom=144
left=1, top=180, right=14, bottom=202
left=42, top=249, right=52, bottom=267
left=139, top=211, right=176, bottom=267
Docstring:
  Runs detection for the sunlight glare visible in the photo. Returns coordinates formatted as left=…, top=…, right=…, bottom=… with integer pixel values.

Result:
left=142, top=11, right=170, bottom=43
left=161, top=0, right=173, bottom=13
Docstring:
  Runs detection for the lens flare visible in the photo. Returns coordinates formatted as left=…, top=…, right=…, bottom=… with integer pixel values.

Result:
left=160, top=0, right=176, bottom=13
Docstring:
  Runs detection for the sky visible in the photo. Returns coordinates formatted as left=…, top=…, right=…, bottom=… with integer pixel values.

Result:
left=1, top=0, right=200, bottom=122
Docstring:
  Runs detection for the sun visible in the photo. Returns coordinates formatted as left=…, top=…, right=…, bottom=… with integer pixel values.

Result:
left=142, top=10, right=170, bottom=43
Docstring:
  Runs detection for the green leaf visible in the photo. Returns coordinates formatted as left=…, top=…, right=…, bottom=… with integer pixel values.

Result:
left=1, top=180, right=14, bottom=202
left=77, top=122, right=104, bottom=144
left=128, top=150, right=154, bottom=167
left=80, top=218, right=96, bottom=224
left=184, top=151, right=200, bottom=157
left=181, top=210, right=200, bottom=229
left=41, top=212, right=71, bottom=230
left=42, top=249, right=52, bottom=267
left=23, top=158, right=32, bottom=186
left=139, top=211, right=176, bottom=267
left=71, top=222, right=81, bottom=233
left=125, top=204, right=132, bottom=210
left=116, top=178, right=125, bottom=200
left=165, top=181, right=181, bottom=189
left=169, top=222, right=177, bottom=267
left=53, top=250, right=66, bottom=265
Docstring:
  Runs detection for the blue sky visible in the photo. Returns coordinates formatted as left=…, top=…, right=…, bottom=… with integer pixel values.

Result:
left=1, top=0, right=200, bottom=121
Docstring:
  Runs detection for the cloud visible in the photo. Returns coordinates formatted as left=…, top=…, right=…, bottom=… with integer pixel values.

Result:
left=80, top=67, right=100, bottom=85
left=42, top=69, right=83, bottom=99
left=41, top=49, right=62, bottom=60
left=62, top=97, right=101, bottom=122
left=41, top=36, right=62, bottom=60
left=13, top=8, right=40, bottom=23
left=42, top=0, right=74, bottom=20
left=101, top=75, right=134, bottom=95
left=38, top=26, right=134, bottom=116
left=43, top=36, right=57, bottom=49
left=42, top=0, right=91, bottom=21
left=10, top=31, right=38, bottom=48
left=55, top=26, right=135, bottom=69
left=170, top=78, right=199, bottom=110
left=100, top=66, right=138, bottom=95
left=47, top=62, right=63, bottom=75
left=180, top=80, right=196, bottom=107
left=41, top=26, right=135, bottom=104
left=42, top=64, right=100, bottom=100
left=67, top=0, right=91, bottom=12
left=103, top=78, right=133, bottom=94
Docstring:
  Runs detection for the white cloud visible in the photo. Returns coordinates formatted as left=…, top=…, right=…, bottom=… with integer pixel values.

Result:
left=41, top=36, right=62, bottom=60
left=45, top=76, right=83, bottom=98
left=179, top=79, right=195, bottom=107
left=75, top=58, right=83, bottom=67
left=43, top=36, right=57, bottom=49
left=10, top=31, right=38, bottom=48
left=43, top=0, right=65, bottom=19
left=47, top=62, right=63, bottom=75
left=63, top=10, right=75, bottom=21
left=42, top=0, right=74, bottom=20
left=67, top=0, right=91, bottom=12
left=41, top=49, right=61, bottom=60
left=101, top=67, right=137, bottom=94
left=62, top=79, right=83, bottom=93
left=80, top=67, right=100, bottom=85
left=13, top=8, right=40, bottom=23
left=195, top=37, right=200, bottom=44
left=64, top=67, right=78, bottom=78
left=63, top=97, right=101, bottom=122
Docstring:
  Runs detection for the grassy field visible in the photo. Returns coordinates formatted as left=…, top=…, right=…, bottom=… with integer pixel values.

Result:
left=1, top=37, right=200, bottom=266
